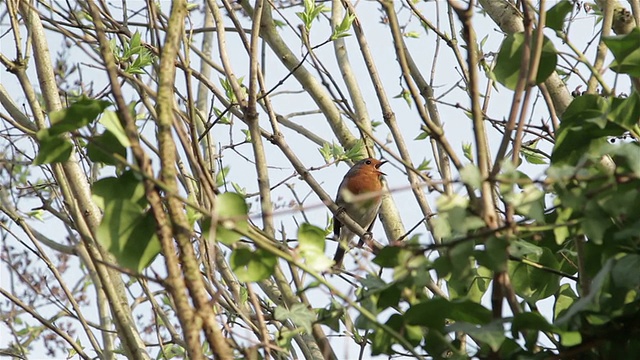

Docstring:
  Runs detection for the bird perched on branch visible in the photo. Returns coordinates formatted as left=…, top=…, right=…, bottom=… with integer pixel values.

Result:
left=332, top=158, right=387, bottom=269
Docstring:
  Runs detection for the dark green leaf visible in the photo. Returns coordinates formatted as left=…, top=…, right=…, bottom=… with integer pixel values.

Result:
left=552, top=95, right=625, bottom=164
left=494, top=32, right=557, bottom=90
left=48, top=97, right=111, bottom=135
left=509, top=248, right=560, bottom=302
left=423, top=329, right=456, bottom=358
left=546, top=0, right=573, bottom=31
left=508, top=239, right=543, bottom=258
left=316, top=302, right=342, bottom=332
left=608, top=91, right=640, bottom=130
left=405, top=298, right=491, bottom=330
left=405, top=298, right=450, bottom=329
left=478, top=236, right=509, bottom=272
left=230, top=247, right=276, bottom=282
left=448, top=300, right=493, bottom=325
left=377, top=285, right=401, bottom=309
left=34, top=134, right=73, bottom=165
left=275, top=303, right=315, bottom=334
left=92, top=171, right=146, bottom=209
left=612, top=254, right=640, bottom=289
left=603, top=28, right=640, bottom=76
left=448, top=321, right=505, bottom=352
left=359, top=274, right=387, bottom=291
left=87, top=131, right=127, bottom=165
left=371, top=314, right=423, bottom=355
left=512, top=312, right=556, bottom=334
left=373, top=246, right=411, bottom=268
left=96, top=199, right=160, bottom=271
left=556, top=259, right=614, bottom=326
left=216, top=192, right=249, bottom=245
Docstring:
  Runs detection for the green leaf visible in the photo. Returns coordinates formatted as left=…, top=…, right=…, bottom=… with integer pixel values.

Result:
left=546, top=0, right=573, bottom=31
left=478, top=236, right=509, bottom=272
left=551, top=95, right=625, bottom=164
left=87, top=131, right=127, bottom=165
left=448, top=299, right=493, bottom=325
left=92, top=171, right=146, bottom=210
left=447, top=321, right=505, bottom=352
left=559, top=331, right=582, bottom=347
left=405, top=298, right=491, bottom=329
left=416, top=158, right=431, bottom=171
left=432, top=194, right=485, bottom=239
left=230, top=247, right=276, bottom=282
left=395, top=89, right=412, bottom=107
left=462, top=142, right=473, bottom=162
left=521, top=140, right=547, bottom=165
left=275, top=328, right=299, bottom=349
left=186, top=193, right=202, bottom=228
left=509, top=247, right=560, bottom=302
left=603, top=27, right=640, bottom=76
left=370, top=320, right=394, bottom=355
left=48, top=97, right=111, bottom=135
left=298, top=223, right=326, bottom=252
left=556, top=258, right=614, bottom=326
left=297, top=223, right=332, bottom=271
left=512, top=312, right=556, bottom=334
left=215, top=166, right=230, bottom=188
left=512, top=312, right=558, bottom=350
left=508, top=239, right=543, bottom=258
left=503, top=184, right=545, bottom=222
left=494, top=32, right=557, bottom=90
left=553, top=207, right=573, bottom=245
left=344, top=139, right=364, bottom=161
left=414, top=131, right=430, bottom=140
left=331, top=13, right=355, bottom=40
left=215, top=192, right=249, bottom=245
left=405, top=298, right=450, bottom=329
left=274, top=303, right=315, bottom=334
left=34, top=134, right=73, bottom=165
left=373, top=246, right=405, bottom=268
left=467, top=266, right=492, bottom=303
left=423, top=329, right=456, bottom=359
left=296, top=0, right=327, bottom=31
left=318, top=142, right=332, bottom=163
left=607, top=91, right=640, bottom=131
left=612, top=254, right=640, bottom=289
left=371, top=314, right=423, bottom=355
left=99, top=111, right=130, bottom=147
left=554, top=283, right=578, bottom=321
left=460, top=164, right=482, bottom=189
left=316, top=302, right=342, bottom=332
left=96, top=199, right=160, bottom=271
left=404, top=31, right=421, bottom=38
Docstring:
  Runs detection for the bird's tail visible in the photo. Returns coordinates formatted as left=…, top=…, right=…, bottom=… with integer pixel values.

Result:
left=332, top=217, right=345, bottom=269
left=332, top=245, right=346, bottom=269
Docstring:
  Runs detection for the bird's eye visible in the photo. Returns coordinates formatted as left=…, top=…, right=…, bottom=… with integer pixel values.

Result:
left=365, top=160, right=372, bottom=165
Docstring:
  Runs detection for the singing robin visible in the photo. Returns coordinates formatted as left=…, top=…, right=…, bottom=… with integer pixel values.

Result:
left=332, top=158, right=387, bottom=268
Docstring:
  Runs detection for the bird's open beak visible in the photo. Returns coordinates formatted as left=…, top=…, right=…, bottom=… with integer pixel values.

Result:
left=376, top=160, right=387, bottom=176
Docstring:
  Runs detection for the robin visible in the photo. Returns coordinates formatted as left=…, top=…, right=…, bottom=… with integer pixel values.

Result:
left=332, top=158, right=387, bottom=268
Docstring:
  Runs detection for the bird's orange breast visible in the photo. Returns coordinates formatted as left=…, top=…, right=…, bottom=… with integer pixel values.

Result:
left=345, top=170, right=383, bottom=195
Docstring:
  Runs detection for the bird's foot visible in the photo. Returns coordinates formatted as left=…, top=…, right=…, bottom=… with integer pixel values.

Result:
left=357, top=232, right=373, bottom=248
